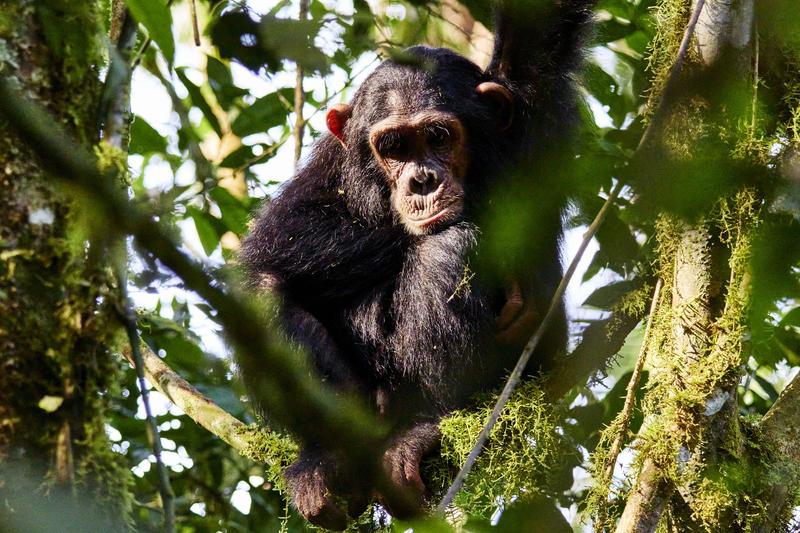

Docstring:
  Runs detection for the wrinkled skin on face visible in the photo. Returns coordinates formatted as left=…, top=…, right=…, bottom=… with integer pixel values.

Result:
left=368, top=110, right=468, bottom=235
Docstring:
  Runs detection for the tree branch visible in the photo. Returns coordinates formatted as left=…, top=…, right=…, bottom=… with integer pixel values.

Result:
left=101, top=10, right=176, bottom=530
left=754, top=371, right=800, bottom=532
left=119, top=312, right=176, bottom=532
left=0, top=75, right=424, bottom=515
left=615, top=459, right=671, bottom=533
left=121, top=346, right=251, bottom=452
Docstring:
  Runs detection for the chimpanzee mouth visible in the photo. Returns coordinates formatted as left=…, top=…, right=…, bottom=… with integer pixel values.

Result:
left=404, top=187, right=450, bottom=221
left=411, top=208, right=450, bottom=227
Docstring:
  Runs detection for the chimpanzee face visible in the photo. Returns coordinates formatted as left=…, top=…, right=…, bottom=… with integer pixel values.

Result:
left=367, top=108, right=467, bottom=235
left=324, top=49, right=513, bottom=235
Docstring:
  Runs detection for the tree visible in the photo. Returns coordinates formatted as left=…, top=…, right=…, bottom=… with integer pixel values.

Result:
left=1, top=0, right=799, bottom=531
left=0, top=2, right=133, bottom=531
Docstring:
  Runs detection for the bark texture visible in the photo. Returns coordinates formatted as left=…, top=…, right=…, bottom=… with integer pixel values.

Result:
left=0, top=2, right=131, bottom=530
left=614, top=0, right=759, bottom=530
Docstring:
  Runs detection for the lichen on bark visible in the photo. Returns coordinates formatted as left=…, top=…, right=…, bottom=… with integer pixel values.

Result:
left=0, top=1, right=132, bottom=529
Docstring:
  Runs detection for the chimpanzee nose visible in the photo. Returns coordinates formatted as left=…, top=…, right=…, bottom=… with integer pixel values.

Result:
left=410, top=169, right=440, bottom=195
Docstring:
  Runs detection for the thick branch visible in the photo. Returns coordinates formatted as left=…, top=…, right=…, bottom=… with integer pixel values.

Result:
left=754, top=372, right=800, bottom=532
left=616, top=0, right=756, bottom=528
left=615, top=458, right=671, bottom=533
left=122, top=346, right=250, bottom=452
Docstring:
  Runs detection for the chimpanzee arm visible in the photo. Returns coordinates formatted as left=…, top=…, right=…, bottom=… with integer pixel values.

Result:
left=241, top=177, right=403, bottom=301
left=487, top=0, right=595, bottom=150
left=242, top=204, right=400, bottom=300
left=478, top=0, right=593, bottom=363
left=239, top=137, right=403, bottom=387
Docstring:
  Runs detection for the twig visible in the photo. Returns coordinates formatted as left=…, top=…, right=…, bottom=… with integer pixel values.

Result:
left=117, top=288, right=176, bottom=533
left=593, top=278, right=665, bottom=531
left=99, top=5, right=137, bottom=144
left=189, top=0, right=201, bottom=46
left=602, top=278, right=663, bottom=482
left=150, top=66, right=215, bottom=186
left=293, top=0, right=310, bottom=165
left=436, top=179, right=625, bottom=513
left=130, top=0, right=176, bottom=70
left=438, top=0, right=709, bottom=511
left=100, top=11, right=175, bottom=530
left=750, top=25, right=759, bottom=135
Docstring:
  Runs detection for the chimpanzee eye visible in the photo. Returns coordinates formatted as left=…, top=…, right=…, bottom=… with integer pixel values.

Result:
left=377, top=132, right=406, bottom=158
left=427, top=126, right=450, bottom=148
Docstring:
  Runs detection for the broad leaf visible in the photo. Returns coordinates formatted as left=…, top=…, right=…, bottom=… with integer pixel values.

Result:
left=127, top=0, right=175, bottom=63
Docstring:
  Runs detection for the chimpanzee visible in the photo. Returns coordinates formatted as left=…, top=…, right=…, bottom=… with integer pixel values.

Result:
left=240, top=0, right=593, bottom=528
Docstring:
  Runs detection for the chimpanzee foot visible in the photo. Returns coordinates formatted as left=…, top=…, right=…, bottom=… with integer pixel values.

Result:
left=284, top=452, right=368, bottom=530
left=379, top=422, right=441, bottom=519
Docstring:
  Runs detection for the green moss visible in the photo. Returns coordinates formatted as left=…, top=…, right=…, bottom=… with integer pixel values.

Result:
left=643, top=0, right=693, bottom=118
left=587, top=191, right=778, bottom=531
left=237, top=425, right=299, bottom=492
left=428, top=381, right=572, bottom=516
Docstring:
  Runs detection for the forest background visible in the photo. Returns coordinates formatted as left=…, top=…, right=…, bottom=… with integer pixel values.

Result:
left=1, top=0, right=799, bottom=531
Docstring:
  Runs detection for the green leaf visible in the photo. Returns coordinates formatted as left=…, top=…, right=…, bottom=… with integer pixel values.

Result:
left=127, top=0, right=175, bottom=64
left=129, top=116, right=167, bottom=154
left=219, top=144, right=256, bottom=169
left=780, top=307, right=800, bottom=328
left=175, top=68, right=223, bottom=137
left=259, top=15, right=329, bottom=73
left=753, top=373, right=780, bottom=402
left=597, top=0, right=633, bottom=20
left=494, top=494, right=572, bottom=533
left=187, top=206, right=224, bottom=255
left=210, top=187, right=251, bottom=236
left=596, top=18, right=634, bottom=43
left=206, top=56, right=248, bottom=110
left=231, top=89, right=292, bottom=137
left=583, top=279, right=642, bottom=309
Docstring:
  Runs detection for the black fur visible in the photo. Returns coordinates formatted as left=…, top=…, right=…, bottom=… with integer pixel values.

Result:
left=239, top=1, right=594, bottom=528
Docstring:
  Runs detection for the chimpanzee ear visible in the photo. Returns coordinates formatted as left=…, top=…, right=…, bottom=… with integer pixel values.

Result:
left=476, top=81, right=514, bottom=131
left=326, top=103, right=352, bottom=147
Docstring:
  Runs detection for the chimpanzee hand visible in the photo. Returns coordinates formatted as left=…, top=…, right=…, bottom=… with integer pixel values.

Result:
left=495, top=279, right=541, bottom=349
left=284, top=449, right=369, bottom=530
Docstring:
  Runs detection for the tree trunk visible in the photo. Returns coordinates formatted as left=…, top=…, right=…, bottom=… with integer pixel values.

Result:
left=0, top=2, right=132, bottom=530
left=614, top=0, right=759, bottom=531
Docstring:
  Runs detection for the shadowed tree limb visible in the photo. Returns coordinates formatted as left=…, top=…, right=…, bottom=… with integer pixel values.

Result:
left=101, top=9, right=176, bottom=529
left=616, top=0, right=757, bottom=529
left=293, top=0, right=309, bottom=165
left=0, top=75, right=424, bottom=517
